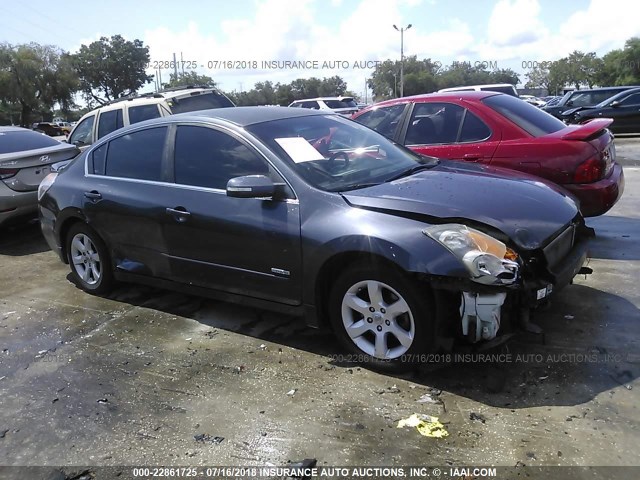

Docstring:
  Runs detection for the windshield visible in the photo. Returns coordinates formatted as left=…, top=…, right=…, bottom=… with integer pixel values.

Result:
left=247, top=115, right=435, bottom=192
left=483, top=94, right=566, bottom=137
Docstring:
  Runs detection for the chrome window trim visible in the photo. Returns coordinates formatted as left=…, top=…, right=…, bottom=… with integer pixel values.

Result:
left=84, top=120, right=299, bottom=202
left=84, top=172, right=299, bottom=204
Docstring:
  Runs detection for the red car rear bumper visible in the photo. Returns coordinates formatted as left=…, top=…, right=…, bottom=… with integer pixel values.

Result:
left=564, top=163, right=624, bottom=217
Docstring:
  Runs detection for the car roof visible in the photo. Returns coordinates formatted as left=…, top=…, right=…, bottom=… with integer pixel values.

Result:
left=291, top=97, right=354, bottom=102
left=568, top=86, right=640, bottom=94
left=601, top=87, right=640, bottom=101
left=438, top=83, right=514, bottom=90
left=0, top=126, right=31, bottom=133
left=366, top=91, right=499, bottom=108
left=121, top=106, right=332, bottom=130
left=98, top=96, right=165, bottom=112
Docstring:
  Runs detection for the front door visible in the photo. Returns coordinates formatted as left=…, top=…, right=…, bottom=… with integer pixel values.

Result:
left=400, top=102, right=500, bottom=163
left=162, top=124, right=303, bottom=305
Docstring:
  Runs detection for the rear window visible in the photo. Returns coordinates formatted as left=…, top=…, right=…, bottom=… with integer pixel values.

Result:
left=97, top=109, right=124, bottom=139
left=0, top=130, right=60, bottom=154
left=324, top=99, right=357, bottom=109
left=482, top=94, right=566, bottom=137
left=478, top=85, right=517, bottom=96
left=168, top=92, right=234, bottom=114
left=104, top=127, right=166, bottom=181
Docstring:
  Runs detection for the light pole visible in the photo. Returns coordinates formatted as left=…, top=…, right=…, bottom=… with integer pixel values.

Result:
left=393, top=23, right=412, bottom=97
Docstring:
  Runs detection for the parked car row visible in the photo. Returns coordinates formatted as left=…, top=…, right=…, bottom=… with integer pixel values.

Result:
left=542, top=86, right=640, bottom=122
left=1, top=84, right=626, bottom=370
left=564, top=87, right=640, bottom=133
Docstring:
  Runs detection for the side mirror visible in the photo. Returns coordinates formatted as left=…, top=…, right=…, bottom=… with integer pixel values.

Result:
left=610, top=100, right=621, bottom=107
left=566, top=100, right=573, bottom=107
left=226, top=175, right=275, bottom=198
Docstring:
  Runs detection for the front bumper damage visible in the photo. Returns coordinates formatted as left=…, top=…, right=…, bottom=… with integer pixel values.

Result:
left=429, top=221, right=593, bottom=344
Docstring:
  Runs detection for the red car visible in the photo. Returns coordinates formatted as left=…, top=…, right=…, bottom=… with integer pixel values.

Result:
left=352, top=92, right=624, bottom=216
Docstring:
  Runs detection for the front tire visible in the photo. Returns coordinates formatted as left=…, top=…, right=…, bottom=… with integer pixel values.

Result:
left=328, top=261, right=436, bottom=371
left=66, top=223, right=114, bottom=294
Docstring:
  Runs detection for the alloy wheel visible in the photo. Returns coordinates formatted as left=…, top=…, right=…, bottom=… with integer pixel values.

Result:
left=340, top=279, right=416, bottom=360
left=70, top=233, right=102, bottom=286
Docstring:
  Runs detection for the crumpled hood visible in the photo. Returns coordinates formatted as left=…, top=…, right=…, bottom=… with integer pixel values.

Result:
left=342, top=161, right=579, bottom=250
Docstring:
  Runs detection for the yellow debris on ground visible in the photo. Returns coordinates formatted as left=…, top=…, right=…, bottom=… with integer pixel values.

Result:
left=397, top=413, right=449, bottom=438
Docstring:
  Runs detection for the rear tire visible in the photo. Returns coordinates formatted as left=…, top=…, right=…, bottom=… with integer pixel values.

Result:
left=328, top=261, right=436, bottom=371
left=66, top=223, right=114, bottom=294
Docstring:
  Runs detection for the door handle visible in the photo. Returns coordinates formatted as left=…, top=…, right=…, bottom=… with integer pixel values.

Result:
left=166, top=207, right=191, bottom=222
left=462, top=154, right=482, bottom=161
left=84, top=191, right=102, bottom=200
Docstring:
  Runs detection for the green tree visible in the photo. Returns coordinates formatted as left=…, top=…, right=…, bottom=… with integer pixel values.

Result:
left=619, top=37, right=640, bottom=84
left=0, top=42, right=78, bottom=126
left=596, top=49, right=625, bottom=86
left=436, top=62, right=519, bottom=90
left=546, top=59, right=571, bottom=95
left=275, top=83, right=294, bottom=105
left=71, top=35, right=153, bottom=105
left=368, top=56, right=440, bottom=100
left=318, top=76, right=348, bottom=96
left=163, top=71, right=217, bottom=89
left=562, top=51, right=602, bottom=88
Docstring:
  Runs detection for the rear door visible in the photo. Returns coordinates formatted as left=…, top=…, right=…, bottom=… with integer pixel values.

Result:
left=399, top=102, right=500, bottom=163
left=83, top=126, right=173, bottom=279
left=162, top=124, right=303, bottom=305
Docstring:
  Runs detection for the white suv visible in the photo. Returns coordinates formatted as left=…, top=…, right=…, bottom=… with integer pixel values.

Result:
left=288, top=97, right=359, bottom=116
left=437, top=83, right=519, bottom=97
left=68, top=86, right=234, bottom=149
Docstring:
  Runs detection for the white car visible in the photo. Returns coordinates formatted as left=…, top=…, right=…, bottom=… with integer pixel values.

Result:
left=288, top=97, right=359, bottom=116
left=68, top=86, right=235, bottom=150
left=519, top=95, right=547, bottom=107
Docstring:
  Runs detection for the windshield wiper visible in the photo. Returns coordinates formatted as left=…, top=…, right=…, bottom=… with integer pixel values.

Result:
left=385, top=162, right=438, bottom=182
left=331, top=182, right=382, bottom=192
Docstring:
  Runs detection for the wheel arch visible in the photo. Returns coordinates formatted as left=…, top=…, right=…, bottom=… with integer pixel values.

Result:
left=56, top=209, right=88, bottom=264
left=313, top=251, right=421, bottom=330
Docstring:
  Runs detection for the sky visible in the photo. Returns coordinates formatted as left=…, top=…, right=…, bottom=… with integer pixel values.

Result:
left=1, top=0, right=639, bottom=99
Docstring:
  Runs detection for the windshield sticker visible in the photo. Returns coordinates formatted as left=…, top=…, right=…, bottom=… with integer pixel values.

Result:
left=275, top=137, right=325, bottom=163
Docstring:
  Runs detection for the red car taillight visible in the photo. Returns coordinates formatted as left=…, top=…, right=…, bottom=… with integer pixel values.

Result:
left=574, top=156, right=605, bottom=183
left=0, top=168, right=19, bottom=180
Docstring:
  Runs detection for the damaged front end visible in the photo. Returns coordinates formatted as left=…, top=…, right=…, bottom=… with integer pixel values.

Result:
left=425, top=219, right=593, bottom=344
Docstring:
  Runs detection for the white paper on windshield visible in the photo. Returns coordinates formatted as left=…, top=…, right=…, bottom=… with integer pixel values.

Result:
left=275, top=137, right=324, bottom=163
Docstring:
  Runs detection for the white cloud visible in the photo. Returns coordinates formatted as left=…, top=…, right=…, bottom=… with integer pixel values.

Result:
left=487, top=0, right=547, bottom=47
left=139, top=0, right=640, bottom=95
left=559, top=0, right=640, bottom=54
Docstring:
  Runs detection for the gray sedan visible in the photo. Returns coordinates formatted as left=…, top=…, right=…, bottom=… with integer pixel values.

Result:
left=0, top=127, right=79, bottom=227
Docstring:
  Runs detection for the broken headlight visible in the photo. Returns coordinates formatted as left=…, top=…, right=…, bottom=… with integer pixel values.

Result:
left=423, top=224, right=519, bottom=285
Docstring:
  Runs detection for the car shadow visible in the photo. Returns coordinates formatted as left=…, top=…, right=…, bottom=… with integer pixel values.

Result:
left=0, top=220, right=51, bottom=256
left=80, top=279, right=638, bottom=411
left=587, top=215, right=640, bottom=260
